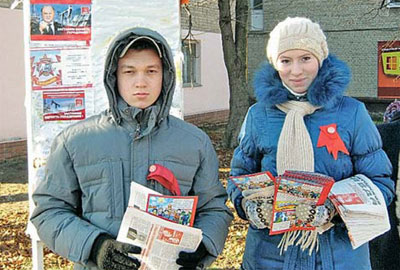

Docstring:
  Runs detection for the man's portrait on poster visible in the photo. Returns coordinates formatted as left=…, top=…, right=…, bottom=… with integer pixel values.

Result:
left=30, top=3, right=91, bottom=38
left=31, top=5, right=63, bottom=35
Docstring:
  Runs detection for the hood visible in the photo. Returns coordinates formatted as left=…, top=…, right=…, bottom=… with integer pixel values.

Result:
left=103, top=27, right=176, bottom=125
left=253, top=54, right=351, bottom=109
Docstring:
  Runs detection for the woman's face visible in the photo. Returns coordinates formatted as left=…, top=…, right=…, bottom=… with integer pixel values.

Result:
left=276, top=49, right=319, bottom=94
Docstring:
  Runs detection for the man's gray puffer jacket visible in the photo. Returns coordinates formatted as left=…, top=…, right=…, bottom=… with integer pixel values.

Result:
left=31, top=27, right=233, bottom=270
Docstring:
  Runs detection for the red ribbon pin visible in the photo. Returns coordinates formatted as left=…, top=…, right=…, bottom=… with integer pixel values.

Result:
left=317, top=124, right=349, bottom=160
left=147, top=164, right=182, bottom=196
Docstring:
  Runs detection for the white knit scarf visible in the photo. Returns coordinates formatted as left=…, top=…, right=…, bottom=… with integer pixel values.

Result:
left=276, top=101, right=319, bottom=175
left=275, top=100, right=321, bottom=255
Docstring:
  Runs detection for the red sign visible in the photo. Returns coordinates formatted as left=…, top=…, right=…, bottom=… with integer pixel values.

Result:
left=378, top=41, right=400, bottom=98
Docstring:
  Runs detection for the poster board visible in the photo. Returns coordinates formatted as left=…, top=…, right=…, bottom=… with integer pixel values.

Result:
left=23, top=0, right=183, bottom=269
left=377, top=40, right=400, bottom=98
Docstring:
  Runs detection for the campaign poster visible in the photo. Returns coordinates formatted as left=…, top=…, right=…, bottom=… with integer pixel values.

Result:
left=30, top=46, right=92, bottom=90
left=42, top=91, right=85, bottom=121
left=30, top=0, right=91, bottom=41
left=378, top=41, right=400, bottom=98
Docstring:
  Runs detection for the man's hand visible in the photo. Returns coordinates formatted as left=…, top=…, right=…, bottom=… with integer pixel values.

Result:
left=176, top=242, right=208, bottom=270
left=90, top=234, right=141, bottom=270
left=39, top=21, right=48, bottom=34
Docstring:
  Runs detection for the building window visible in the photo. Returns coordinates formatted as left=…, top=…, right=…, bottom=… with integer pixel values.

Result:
left=182, top=40, right=201, bottom=87
left=250, top=0, right=264, bottom=31
left=386, top=56, right=398, bottom=70
left=387, top=0, right=400, bottom=8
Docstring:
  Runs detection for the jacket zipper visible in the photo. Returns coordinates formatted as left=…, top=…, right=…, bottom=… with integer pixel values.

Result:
left=134, top=123, right=141, bottom=139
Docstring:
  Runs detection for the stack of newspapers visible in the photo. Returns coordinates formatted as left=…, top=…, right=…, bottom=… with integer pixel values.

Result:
left=328, top=174, right=390, bottom=249
left=117, top=182, right=203, bottom=270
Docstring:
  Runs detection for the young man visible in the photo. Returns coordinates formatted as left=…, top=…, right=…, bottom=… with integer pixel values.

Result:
left=31, top=27, right=233, bottom=270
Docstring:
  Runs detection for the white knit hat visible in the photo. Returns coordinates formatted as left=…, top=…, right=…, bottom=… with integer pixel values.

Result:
left=266, top=17, right=329, bottom=69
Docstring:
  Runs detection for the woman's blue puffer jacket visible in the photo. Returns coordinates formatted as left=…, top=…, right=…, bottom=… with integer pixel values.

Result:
left=228, top=55, right=394, bottom=270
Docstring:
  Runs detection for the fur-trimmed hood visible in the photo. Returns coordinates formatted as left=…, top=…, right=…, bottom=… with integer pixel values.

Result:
left=253, top=54, right=351, bottom=109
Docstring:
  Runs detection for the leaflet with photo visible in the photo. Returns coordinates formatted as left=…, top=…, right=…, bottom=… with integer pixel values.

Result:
left=146, top=195, right=198, bottom=227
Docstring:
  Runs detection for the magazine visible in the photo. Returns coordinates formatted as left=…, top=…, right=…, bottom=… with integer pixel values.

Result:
left=269, top=171, right=335, bottom=235
left=231, top=170, right=335, bottom=235
left=229, top=171, right=275, bottom=194
left=146, top=194, right=198, bottom=226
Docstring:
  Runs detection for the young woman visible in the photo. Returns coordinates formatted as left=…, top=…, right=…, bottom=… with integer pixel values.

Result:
left=228, top=17, right=394, bottom=270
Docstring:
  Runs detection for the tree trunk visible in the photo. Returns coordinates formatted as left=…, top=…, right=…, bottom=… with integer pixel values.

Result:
left=218, top=0, right=252, bottom=148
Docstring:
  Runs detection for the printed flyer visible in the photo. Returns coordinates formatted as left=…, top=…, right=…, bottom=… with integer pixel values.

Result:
left=42, top=91, right=85, bottom=121
left=30, top=0, right=91, bottom=41
left=30, top=46, right=92, bottom=90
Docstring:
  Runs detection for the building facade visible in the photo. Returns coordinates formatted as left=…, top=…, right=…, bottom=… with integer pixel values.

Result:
left=180, top=0, right=230, bottom=120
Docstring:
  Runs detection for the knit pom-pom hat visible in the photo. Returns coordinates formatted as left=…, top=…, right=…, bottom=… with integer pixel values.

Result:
left=266, top=17, right=329, bottom=69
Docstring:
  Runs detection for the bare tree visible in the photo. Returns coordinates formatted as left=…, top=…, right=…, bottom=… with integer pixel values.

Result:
left=218, top=0, right=253, bottom=148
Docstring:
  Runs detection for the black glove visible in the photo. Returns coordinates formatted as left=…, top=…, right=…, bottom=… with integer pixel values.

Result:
left=90, top=234, right=141, bottom=270
left=176, top=241, right=208, bottom=270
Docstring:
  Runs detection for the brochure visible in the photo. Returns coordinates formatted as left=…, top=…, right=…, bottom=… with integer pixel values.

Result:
left=269, top=171, right=335, bottom=235
left=146, top=194, right=198, bottom=227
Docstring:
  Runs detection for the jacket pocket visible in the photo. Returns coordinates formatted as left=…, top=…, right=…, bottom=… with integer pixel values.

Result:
left=76, top=159, right=125, bottom=220
left=108, top=160, right=125, bottom=219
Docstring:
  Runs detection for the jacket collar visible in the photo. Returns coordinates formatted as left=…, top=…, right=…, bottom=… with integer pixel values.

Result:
left=253, top=54, right=351, bottom=109
left=118, top=98, right=161, bottom=138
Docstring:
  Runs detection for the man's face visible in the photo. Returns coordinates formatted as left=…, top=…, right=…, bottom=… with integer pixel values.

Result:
left=42, top=6, right=55, bottom=24
left=117, top=49, right=163, bottom=109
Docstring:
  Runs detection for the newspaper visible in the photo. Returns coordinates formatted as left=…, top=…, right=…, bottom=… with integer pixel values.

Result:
left=127, top=182, right=162, bottom=210
left=117, top=182, right=203, bottom=270
left=329, top=174, right=390, bottom=249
